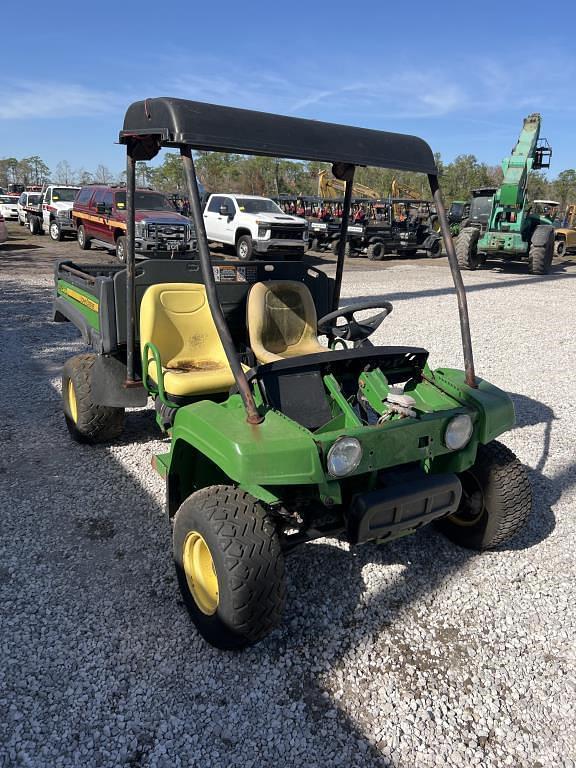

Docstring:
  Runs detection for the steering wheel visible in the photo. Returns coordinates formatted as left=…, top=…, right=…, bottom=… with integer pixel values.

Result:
left=317, top=300, right=393, bottom=344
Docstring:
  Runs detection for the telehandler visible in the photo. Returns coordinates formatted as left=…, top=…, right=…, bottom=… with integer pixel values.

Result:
left=53, top=99, right=531, bottom=649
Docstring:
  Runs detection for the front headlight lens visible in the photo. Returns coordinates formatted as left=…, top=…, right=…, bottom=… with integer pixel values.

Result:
left=444, top=414, right=473, bottom=451
left=258, top=225, right=270, bottom=238
left=327, top=437, right=363, bottom=477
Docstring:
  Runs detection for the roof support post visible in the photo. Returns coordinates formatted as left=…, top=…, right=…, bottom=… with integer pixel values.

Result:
left=180, top=147, right=263, bottom=425
left=332, top=165, right=356, bottom=312
left=124, top=149, right=138, bottom=386
left=428, top=174, right=477, bottom=388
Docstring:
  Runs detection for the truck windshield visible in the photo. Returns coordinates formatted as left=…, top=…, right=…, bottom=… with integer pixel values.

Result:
left=52, top=188, right=80, bottom=202
left=115, top=191, right=176, bottom=211
left=236, top=198, right=283, bottom=214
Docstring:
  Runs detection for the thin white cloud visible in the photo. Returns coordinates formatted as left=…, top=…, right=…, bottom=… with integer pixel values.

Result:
left=0, top=80, right=125, bottom=119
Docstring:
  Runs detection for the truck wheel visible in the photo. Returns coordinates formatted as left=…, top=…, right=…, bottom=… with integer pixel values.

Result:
left=435, top=441, right=531, bottom=550
left=455, top=227, right=481, bottom=270
left=29, top=216, right=41, bottom=235
left=77, top=224, right=91, bottom=250
left=116, top=236, right=127, bottom=262
left=554, top=239, right=566, bottom=257
left=49, top=220, right=63, bottom=241
left=236, top=235, right=253, bottom=260
left=62, top=354, right=125, bottom=444
left=528, top=227, right=554, bottom=275
left=426, top=238, right=442, bottom=258
left=367, top=242, right=386, bottom=261
left=173, top=485, right=285, bottom=649
left=330, top=239, right=340, bottom=255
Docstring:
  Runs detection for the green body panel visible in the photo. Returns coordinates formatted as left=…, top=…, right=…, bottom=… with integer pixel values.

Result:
left=57, top=279, right=100, bottom=331
left=425, top=368, right=515, bottom=444
left=159, top=365, right=514, bottom=506
left=478, top=114, right=551, bottom=256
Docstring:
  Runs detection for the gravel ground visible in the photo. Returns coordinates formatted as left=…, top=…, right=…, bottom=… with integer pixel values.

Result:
left=1, top=227, right=575, bottom=767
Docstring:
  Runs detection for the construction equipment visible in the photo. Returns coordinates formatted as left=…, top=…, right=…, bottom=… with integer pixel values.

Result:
left=553, top=203, right=576, bottom=256
left=456, top=113, right=554, bottom=274
left=318, top=169, right=379, bottom=200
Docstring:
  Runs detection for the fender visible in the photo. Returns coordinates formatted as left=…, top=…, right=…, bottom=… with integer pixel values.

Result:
left=91, top=355, right=148, bottom=407
left=422, top=233, right=441, bottom=250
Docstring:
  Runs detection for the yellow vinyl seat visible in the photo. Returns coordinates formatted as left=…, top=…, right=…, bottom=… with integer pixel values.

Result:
left=247, top=280, right=328, bottom=364
left=140, top=283, right=236, bottom=397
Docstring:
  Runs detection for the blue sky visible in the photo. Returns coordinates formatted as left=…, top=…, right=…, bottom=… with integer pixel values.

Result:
left=1, top=1, right=575, bottom=178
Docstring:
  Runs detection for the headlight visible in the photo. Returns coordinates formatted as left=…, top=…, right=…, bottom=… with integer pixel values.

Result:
left=57, top=209, right=70, bottom=219
left=258, top=225, right=270, bottom=238
left=327, top=437, right=363, bottom=477
left=444, top=414, right=473, bottom=451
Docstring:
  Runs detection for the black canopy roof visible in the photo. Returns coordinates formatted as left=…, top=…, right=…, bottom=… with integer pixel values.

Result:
left=120, top=98, right=438, bottom=176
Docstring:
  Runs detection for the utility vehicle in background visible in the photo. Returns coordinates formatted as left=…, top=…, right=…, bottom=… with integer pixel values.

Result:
left=53, top=99, right=532, bottom=650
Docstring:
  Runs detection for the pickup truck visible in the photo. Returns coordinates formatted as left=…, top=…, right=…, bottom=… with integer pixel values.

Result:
left=25, top=185, right=80, bottom=240
left=203, top=194, right=308, bottom=260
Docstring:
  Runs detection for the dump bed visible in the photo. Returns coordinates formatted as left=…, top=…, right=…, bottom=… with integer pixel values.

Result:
left=54, top=258, right=334, bottom=357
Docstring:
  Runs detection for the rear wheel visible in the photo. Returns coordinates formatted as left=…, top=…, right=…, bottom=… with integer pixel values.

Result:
left=367, top=241, right=386, bottom=261
left=173, top=485, right=285, bottom=649
left=528, top=227, right=554, bottom=275
left=435, top=441, right=531, bottom=550
left=456, top=227, right=481, bottom=270
left=49, top=220, right=63, bottom=241
left=344, top=241, right=355, bottom=259
left=62, top=354, right=125, bottom=443
left=236, top=235, right=253, bottom=261
left=116, top=235, right=127, bottom=263
left=29, top=216, right=41, bottom=235
left=77, top=224, right=91, bottom=250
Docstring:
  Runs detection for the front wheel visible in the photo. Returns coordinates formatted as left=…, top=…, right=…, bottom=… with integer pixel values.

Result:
left=236, top=235, right=253, bottom=260
left=554, top=239, right=566, bottom=258
left=528, top=227, right=554, bottom=275
left=367, top=241, right=386, bottom=261
left=456, top=227, right=481, bottom=270
left=435, top=441, right=531, bottom=550
left=49, top=220, right=63, bottom=241
left=62, top=354, right=125, bottom=443
left=173, top=485, right=285, bottom=649
left=426, top=238, right=442, bottom=258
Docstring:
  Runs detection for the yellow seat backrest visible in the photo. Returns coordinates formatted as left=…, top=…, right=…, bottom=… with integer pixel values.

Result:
left=140, top=283, right=234, bottom=396
left=247, top=280, right=328, bottom=364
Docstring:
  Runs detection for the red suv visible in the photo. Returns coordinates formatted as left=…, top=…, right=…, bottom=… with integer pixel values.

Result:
left=72, top=185, right=196, bottom=260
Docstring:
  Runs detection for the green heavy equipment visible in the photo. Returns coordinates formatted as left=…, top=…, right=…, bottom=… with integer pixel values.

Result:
left=456, top=113, right=554, bottom=274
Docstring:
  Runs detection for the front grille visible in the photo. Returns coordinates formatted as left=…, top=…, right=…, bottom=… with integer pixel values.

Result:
left=147, top=223, right=188, bottom=241
left=270, top=225, right=305, bottom=240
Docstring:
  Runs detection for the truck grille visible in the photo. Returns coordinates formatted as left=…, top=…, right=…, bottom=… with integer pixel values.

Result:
left=270, top=225, right=305, bottom=240
left=147, top=223, right=188, bottom=241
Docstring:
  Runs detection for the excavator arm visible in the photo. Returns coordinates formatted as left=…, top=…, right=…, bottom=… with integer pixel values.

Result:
left=318, top=170, right=379, bottom=199
left=497, top=113, right=551, bottom=208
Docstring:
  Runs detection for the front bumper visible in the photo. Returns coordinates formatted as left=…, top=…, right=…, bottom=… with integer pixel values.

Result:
left=347, top=471, right=461, bottom=544
left=254, top=238, right=306, bottom=253
left=135, top=238, right=197, bottom=254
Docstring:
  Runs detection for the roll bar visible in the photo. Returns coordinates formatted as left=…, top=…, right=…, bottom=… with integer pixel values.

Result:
left=120, top=99, right=477, bottom=422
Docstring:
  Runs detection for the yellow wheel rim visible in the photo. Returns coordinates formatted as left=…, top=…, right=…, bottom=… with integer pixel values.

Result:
left=182, top=531, right=219, bottom=615
left=68, top=379, right=78, bottom=423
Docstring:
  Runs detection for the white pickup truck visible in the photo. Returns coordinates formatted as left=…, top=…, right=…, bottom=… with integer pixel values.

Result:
left=25, top=185, right=80, bottom=241
left=203, top=194, right=308, bottom=260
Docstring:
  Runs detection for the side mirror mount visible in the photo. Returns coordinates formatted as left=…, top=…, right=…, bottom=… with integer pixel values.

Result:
left=219, top=204, right=229, bottom=216
left=96, top=202, right=106, bottom=214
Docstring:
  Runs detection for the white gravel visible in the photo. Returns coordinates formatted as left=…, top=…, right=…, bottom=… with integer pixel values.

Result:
left=1, top=258, right=575, bottom=768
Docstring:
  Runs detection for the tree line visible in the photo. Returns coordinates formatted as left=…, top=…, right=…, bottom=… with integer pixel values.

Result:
left=2, top=152, right=575, bottom=209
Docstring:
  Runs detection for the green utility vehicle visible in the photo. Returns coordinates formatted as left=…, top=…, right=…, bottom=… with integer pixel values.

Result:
left=456, top=113, right=554, bottom=274
left=54, top=99, right=531, bottom=649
